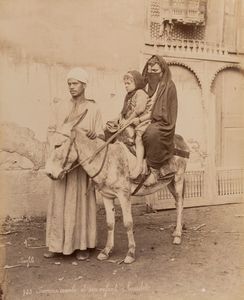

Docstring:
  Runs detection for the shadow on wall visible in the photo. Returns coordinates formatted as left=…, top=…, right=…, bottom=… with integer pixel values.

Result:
left=0, top=122, right=46, bottom=170
left=0, top=122, right=49, bottom=218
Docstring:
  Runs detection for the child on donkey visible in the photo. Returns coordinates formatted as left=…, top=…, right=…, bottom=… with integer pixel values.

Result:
left=106, top=70, right=155, bottom=179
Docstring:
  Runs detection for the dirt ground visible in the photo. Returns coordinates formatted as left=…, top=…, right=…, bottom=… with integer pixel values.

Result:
left=0, top=203, right=244, bottom=300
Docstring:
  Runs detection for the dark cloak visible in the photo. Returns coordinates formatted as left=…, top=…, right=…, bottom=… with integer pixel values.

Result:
left=142, top=55, right=178, bottom=169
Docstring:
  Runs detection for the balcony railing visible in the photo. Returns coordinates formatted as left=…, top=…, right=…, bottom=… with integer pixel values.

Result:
left=145, top=37, right=230, bottom=57
left=161, top=8, right=205, bottom=24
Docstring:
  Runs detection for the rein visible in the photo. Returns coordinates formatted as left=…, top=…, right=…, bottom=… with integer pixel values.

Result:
left=64, top=136, right=109, bottom=179
left=53, top=128, right=109, bottom=179
left=74, top=120, right=134, bottom=177
left=87, top=144, right=109, bottom=179
left=62, top=133, right=75, bottom=169
left=52, top=115, right=133, bottom=179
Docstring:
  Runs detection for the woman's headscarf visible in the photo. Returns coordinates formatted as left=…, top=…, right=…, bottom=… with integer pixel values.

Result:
left=121, top=70, right=146, bottom=117
left=142, top=55, right=171, bottom=97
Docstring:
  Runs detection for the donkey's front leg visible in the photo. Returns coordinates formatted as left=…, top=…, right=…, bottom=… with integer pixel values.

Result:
left=168, top=177, right=184, bottom=245
left=118, top=193, right=136, bottom=264
left=97, top=197, right=115, bottom=261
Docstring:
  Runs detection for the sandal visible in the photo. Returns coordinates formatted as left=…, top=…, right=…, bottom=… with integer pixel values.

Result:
left=43, top=251, right=59, bottom=259
left=76, top=250, right=90, bottom=261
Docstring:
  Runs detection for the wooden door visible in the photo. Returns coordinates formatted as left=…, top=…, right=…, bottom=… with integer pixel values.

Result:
left=213, top=68, right=244, bottom=167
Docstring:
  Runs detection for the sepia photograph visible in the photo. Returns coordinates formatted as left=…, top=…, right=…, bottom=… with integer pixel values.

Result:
left=0, top=0, right=243, bottom=299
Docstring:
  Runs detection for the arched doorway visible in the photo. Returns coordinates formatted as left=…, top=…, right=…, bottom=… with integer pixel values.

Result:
left=211, top=67, right=244, bottom=199
left=170, top=64, right=204, bottom=169
left=212, top=68, right=244, bottom=168
left=150, top=64, right=205, bottom=210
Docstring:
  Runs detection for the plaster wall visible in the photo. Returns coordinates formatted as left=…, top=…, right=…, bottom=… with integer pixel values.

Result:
left=0, top=0, right=242, bottom=217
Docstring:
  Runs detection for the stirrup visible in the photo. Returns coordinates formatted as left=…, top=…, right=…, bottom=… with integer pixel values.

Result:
left=131, top=171, right=151, bottom=195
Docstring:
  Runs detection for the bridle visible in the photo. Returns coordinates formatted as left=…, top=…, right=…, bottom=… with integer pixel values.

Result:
left=51, top=113, right=108, bottom=179
left=62, top=130, right=78, bottom=172
left=59, top=130, right=108, bottom=178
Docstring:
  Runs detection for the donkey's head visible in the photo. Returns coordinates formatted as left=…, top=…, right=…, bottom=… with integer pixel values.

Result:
left=45, top=111, right=87, bottom=180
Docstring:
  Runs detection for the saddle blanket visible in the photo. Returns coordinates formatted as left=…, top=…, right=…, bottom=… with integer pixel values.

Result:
left=117, top=141, right=177, bottom=187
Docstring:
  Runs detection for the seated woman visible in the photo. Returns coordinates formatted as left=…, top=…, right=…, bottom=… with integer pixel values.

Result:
left=106, top=70, right=152, bottom=179
left=142, top=55, right=178, bottom=179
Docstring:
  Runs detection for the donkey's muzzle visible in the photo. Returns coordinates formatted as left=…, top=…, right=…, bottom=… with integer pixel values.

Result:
left=45, top=172, right=58, bottom=180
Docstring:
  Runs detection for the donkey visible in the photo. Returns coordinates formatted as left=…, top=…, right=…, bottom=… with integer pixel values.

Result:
left=45, top=113, right=189, bottom=264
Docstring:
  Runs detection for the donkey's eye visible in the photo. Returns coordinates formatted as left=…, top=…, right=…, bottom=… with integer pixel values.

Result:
left=54, top=144, right=62, bottom=149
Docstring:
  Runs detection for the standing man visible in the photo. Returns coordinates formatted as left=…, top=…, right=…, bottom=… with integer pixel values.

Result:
left=45, top=67, right=104, bottom=260
left=142, top=55, right=178, bottom=177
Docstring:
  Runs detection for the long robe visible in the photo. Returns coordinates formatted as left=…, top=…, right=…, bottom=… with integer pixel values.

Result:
left=142, top=79, right=178, bottom=169
left=46, top=98, right=104, bottom=254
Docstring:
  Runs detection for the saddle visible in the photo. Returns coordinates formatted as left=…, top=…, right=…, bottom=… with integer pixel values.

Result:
left=131, top=158, right=177, bottom=196
left=105, top=121, right=190, bottom=193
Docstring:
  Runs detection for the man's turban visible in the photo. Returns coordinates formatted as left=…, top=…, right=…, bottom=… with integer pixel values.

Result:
left=66, top=67, right=89, bottom=84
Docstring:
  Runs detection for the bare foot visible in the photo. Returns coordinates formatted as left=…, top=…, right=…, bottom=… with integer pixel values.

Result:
left=130, top=165, right=143, bottom=179
left=141, top=160, right=148, bottom=175
left=144, top=169, right=158, bottom=186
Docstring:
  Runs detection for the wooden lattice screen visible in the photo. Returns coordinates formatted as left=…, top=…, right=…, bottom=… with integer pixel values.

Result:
left=148, top=0, right=207, bottom=42
left=217, top=169, right=244, bottom=196
left=157, top=170, right=204, bottom=200
left=157, top=169, right=244, bottom=201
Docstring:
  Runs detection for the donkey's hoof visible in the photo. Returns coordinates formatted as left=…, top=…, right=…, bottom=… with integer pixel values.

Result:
left=97, top=252, right=109, bottom=261
left=172, top=229, right=180, bottom=237
left=124, top=256, right=135, bottom=264
left=124, top=252, right=135, bottom=264
left=173, top=236, right=181, bottom=245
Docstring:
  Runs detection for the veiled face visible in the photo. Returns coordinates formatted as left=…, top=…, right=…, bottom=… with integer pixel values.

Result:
left=147, top=63, right=162, bottom=74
